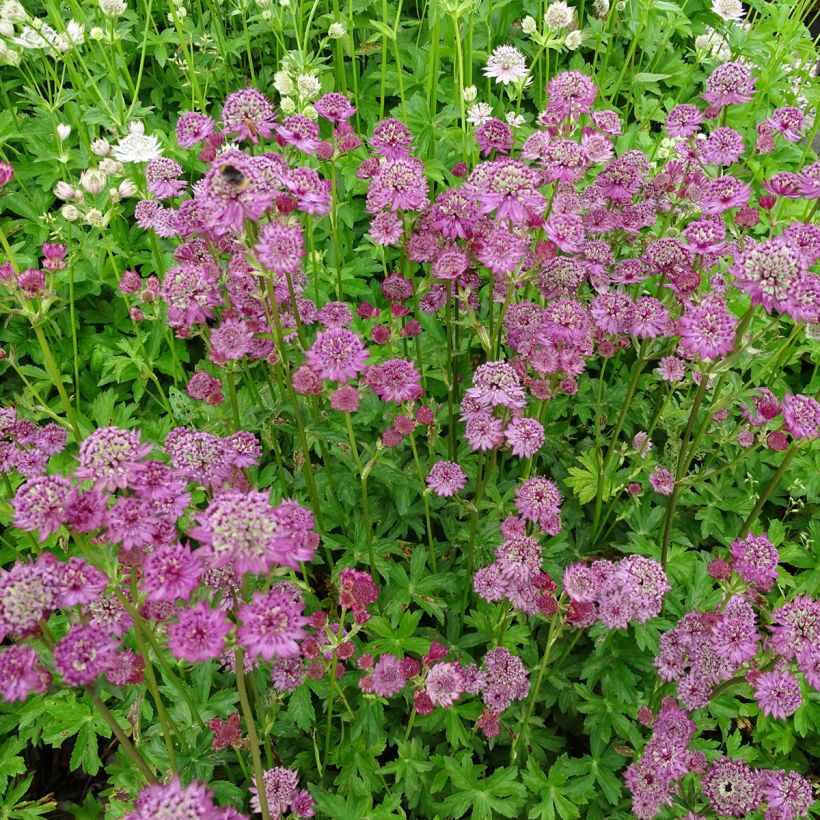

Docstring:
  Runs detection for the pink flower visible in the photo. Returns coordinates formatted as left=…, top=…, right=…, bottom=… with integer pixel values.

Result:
left=426, top=461, right=468, bottom=496
left=166, top=602, right=233, bottom=662
left=305, top=328, right=369, bottom=383
left=237, top=586, right=308, bottom=661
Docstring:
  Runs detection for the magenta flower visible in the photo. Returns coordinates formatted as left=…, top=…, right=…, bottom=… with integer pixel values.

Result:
left=730, top=532, right=779, bottom=590
left=370, top=654, right=407, bottom=697
left=306, top=328, right=369, bottom=383
left=504, top=417, right=545, bottom=458
left=12, top=475, right=71, bottom=540
left=76, top=427, right=152, bottom=491
left=313, top=92, right=356, bottom=123
left=221, top=87, right=276, bottom=143
left=677, top=298, right=737, bottom=360
left=781, top=393, right=820, bottom=440
left=366, top=157, right=429, bottom=213
left=464, top=413, right=505, bottom=452
left=482, top=647, right=529, bottom=711
left=0, top=645, right=49, bottom=703
left=369, top=118, right=414, bottom=158
left=664, top=104, right=704, bottom=137
left=752, top=669, right=802, bottom=719
left=733, top=233, right=809, bottom=311
left=515, top=476, right=562, bottom=531
left=702, top=62, right=756, bottom=106
left=141, top=542, right=203, bottom=602
left=466, top=361, right=526, bottom=409
left=275, top=115, right=321, bottom=154
left=128, top=777, right=226, bottom=819
left=648, top=467, right=675, bottom=495
left=472, top=158, right=546, bottom=227
left=426, top=461, right=468, bottom=497
left=176, top=112, right=216, bottom=148
left=699, top=175, right=751, bottom=215
left=546, top=70, right=597, bottom=120
left=237, top=587, right=308, bottom=661
left=495, top=535, right=542, bottom=580
left=700, top=126, right=745, bottom=166
left=364, top=358, right=422, bottom=403
left=762, top=770, right=813, bottom=820
left=475, top=118, right=513, bottom=156
left=54, top=623, right=119, bottom=686
left=770, top=596, right=820, bottom=660
left=255, top=221, right=305, bottom=275
left=250, top=767, right=299, bottom=817
left=166, top=602, right=233, bottom=663
left=59, top=557, right=108, bottom=606
left=425, top=661, right=464, bottom=707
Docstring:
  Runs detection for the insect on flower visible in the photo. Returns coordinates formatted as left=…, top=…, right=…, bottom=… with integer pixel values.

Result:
left=219, top=163, right=249, bottom=191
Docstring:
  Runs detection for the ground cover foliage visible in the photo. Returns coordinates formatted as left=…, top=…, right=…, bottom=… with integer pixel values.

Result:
left=0, top=0, right=819, bottom=817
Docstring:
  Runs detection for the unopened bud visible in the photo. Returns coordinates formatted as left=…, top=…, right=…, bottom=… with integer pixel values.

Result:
left=80, top=169, right=107, bottom=194
left=118, top=179, right=138, bottom=198
left=61, top=203, right=81, bottom=221
left=56, top=123, right=71, bottom=141
left=90, top=138, right=111, bottom=156
left=53, top=181, right=76, bottom=200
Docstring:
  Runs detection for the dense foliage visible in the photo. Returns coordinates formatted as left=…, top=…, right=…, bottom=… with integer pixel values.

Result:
left=0, top=0, right=819, bottom=817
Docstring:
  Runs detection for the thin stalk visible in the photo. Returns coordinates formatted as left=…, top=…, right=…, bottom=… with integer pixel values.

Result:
left=510, top=610, right=562, bottom=764
left=409, top=433, right=436, bottom=570
left=740, top=443, right=800, bottom=537
left=343, top=411, right=375, bottom=574
left=85, top=686, right=157, bottom=783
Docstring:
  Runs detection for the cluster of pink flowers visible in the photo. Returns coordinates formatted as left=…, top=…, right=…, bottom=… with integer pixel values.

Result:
left=127, top=776, right=249, bottom=819
left=473, top=513, right=559, bottom=616
left=562, top=555, right=670, bottom=629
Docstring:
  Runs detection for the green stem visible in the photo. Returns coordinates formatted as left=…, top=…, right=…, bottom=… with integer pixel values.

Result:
left=409, top=433, right=436, bottom=570
left=740, top=443, right=800, bottom=537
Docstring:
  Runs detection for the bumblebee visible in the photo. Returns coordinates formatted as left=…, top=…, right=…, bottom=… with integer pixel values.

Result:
left=220, top=163, right=248, bottom=190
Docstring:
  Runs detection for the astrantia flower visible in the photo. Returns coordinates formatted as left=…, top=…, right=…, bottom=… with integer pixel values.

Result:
left=237, top=587, right=308, bottom=661
left=221, top=88, right=275, bottom=143
left=753, top=669, right=802, bottom=719
left=313, top=92, right=356, bottom=123
left=771, top=596, right=820, bottom=660
left=464, top=413, right=505, bottom=452
left=0, top=645, right=49, bottom=703
left=370, top=119, right=414, bottom=159
left=200, top=150, right=274, bottom=232
left=250, top=767, right=298, bottom=817
left=648, top=467, right=675, bottom=495
left=665, top=104, right=704, bottom=137
left=426, top=662, right=464, bottom=707
left=547, top=71, right=597, bottom=120
left=426, top=461, right=467, bottom=497
left=475, top=118, right=514, bottom=155
left=677, top=298, right=737, bottom=360
left=368, top=211, right=403, bottom=245
left=305, top=328, right=369, bottom=382
left=254, top=221, right=305, bottom=275
left=364, top=358, right=422, bottom=403
left=54, top=623, right=119, bottom=686
left=142, top=542, right=203, bottom=602
left=482, top=647, right=529, bottom=711
left=515, top=476, right=562, bottom=531
left=699, top=175, right=751, bottom=215
left=504, top=417, right=545, bottom=458
left=175, top=112, right=216, bottom=149
left=781, top=393, right=820, bottom=440
left=466, top=361, right=526, bottom=409
left=712, top=0, right=744, bottom=21
left=702, top=62, right=756, bottom=106
left=76, top=426, right=151, bottom=491
left=371, top=654, right=407, bottom=697
left=701, top=757, right=762, bottom=817
left=483, top=45, right=528, bottom=86
left=700, top=126, right=744, bottom=166
left=127, top=776, right=226, bottom=820
left=113, top=122, right=162, bottom=163
left=166, top=602, right=232, bottom=663
left=366, top=157, right=429, bottom=213
left=763, top=770, right=813, bottom=820
left=733, top=236, right=808, bottom=314
left=544, top=0, right=574, bottom=29
left=210, top=318, right=253, bottom=364
left=145, top=157, right=186, bottom=199
left=495, top=535, right=542, bottom=580
left=190, top=490, right=310, bottom=574
left=730, top=532, right=779, bottom=590
left=59, top=557, right=108, bottom=606
left=12, top=475, right=71, bottom=540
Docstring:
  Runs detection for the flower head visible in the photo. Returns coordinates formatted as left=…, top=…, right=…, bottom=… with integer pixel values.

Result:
left=483, top=45, right=528, bottom=86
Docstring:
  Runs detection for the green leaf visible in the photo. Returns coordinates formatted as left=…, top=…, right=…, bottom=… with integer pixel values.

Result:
left=287, top=685, right=315, bottom=733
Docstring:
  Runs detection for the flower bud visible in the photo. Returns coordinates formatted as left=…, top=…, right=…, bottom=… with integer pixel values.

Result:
left=117, top=179, right=138, bottom=198
left=99, top=158, right=123, bottom=175
left=60, top=203, right=81, bottom=221
left=84, top=208, right=105, bottom=228
left=462, top=85, right=477, bottom=103
left=90, top=138, right=111, bottom=157
left=329, top=21, right=346, bottom=38
left=56, top=123, right=71, bottom=141
left=521, top=15, right=537, bottom=34
left=80, top=169, right=107, bottom=195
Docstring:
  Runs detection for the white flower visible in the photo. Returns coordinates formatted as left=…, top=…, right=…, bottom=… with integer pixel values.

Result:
left=544, top=1, right=574, bottom=30
left=273, top=70, right=294, bottom=95
left=279, top=97, right=296, bottom=115
left=695, top=26, right=730, bottom=61
left=0, top=0, right=27, bottom=22
left=14, top=23, right=59, bottom=50
left=90, top=138, right=111, bottom=157
left=56, top=123, right=71, bottom=141
left=112, top=122, right=161, bottom=163
left=521, top=15, right=537, bottom=35
left=467, top=102, right=493, bottom=127
left=99, top=0, right=126, bottom=17
left=328, top=21, right=346, bottom=38
left=505, top=111, right=526, bottom=128
left=89, top=26, right=105, bottom=40
left=592, top=0, right=609, bottom=16
left=565, top=29, right=584, bottom=50
left=483, top=44, right=528, bottom=86
left=0, top=20, right=13, bottom=37
left=296, top=73, right=321, bottom=99
left=463, top=85, right=477, bottom=103
left=84, top=208, right=105, bottom=228
left=711, top=0, right=744, bottom=22
left=66, top=20, right=85, bottom=45
left=0, top=44, right=20, bottom=65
